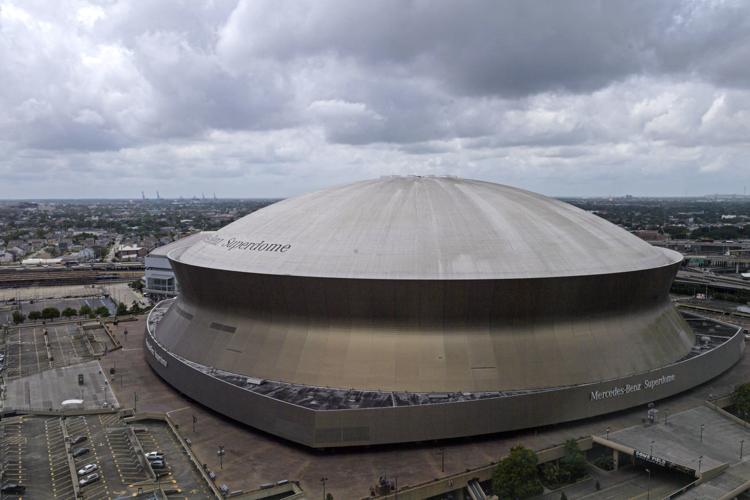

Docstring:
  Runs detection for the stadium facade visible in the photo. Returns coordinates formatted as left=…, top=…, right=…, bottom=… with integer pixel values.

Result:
left=145, top=176, right=744, bottom=447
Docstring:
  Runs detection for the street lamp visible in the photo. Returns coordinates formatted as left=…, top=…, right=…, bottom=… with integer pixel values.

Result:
left=741, top=439, right=745, bottom=460
left=606, top=426, right=610, bottom=439
left=698, top=455, right=703, bottom=475
left=650, top=440, right=654, bottom=457
left=645, top=468, right=651, bottom=500
left=700, top=423, right=705, bottom=442
left=217, top=445, right=225, bottom=470
left=320, top=476, right=328, bottom=500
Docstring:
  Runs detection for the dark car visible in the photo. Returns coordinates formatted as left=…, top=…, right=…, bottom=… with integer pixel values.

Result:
left=72, top=447, right=89, bottom=458
left=150, top=460, right=166, bottom=469
left=1, top=483, right=26, bottom=494
left=71, top=435, right=87, bottom=445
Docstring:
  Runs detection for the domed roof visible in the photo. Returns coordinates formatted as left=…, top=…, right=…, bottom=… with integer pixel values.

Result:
left=173, top=176, right=680, bottom=280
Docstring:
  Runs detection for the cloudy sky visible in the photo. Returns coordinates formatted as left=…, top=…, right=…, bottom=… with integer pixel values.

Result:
left=2, top=0, right=750, bottom=199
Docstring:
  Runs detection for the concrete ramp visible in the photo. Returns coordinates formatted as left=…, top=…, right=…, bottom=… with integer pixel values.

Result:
left=4, top=360, right=119, bottom=411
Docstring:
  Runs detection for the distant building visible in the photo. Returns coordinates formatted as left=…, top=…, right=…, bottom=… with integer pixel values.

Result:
left=144, top=232, right=210, bottom=300
left=115, top=245, right=146, bottom=260
left=632, top=230, right=665, bottom=241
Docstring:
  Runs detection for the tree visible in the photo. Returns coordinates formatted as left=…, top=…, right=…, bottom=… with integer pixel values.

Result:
left=129, top=301, right=142, bottom=315
left=734, top=383, right=750, bottom=420
left=62, top=307, right=77, bottom=318
left=95, top=306, right=110, bottom=318
left=12, top=310, right=25, bottom=324
left=116, top=302, right=128, bottom=316
left=28, top=310, right=42, bottom=321
left=41, top=307, right=61, bottom=320
left=79, top=304, right=92, bottom=317
left=558, top=439, right=587, bottom=483
left=492, top=446, right=543, bottom=499
left=129, top=279, right=144, bottom=292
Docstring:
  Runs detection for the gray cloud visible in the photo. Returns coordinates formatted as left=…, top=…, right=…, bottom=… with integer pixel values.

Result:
left=1, top=0, right=750, bottom=198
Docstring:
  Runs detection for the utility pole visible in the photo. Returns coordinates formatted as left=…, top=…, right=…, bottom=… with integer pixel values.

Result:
left=192, top=414, right=197, bottom=434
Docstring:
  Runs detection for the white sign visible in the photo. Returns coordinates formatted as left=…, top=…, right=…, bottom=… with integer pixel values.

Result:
left=590, top=374, right=675, bottom=401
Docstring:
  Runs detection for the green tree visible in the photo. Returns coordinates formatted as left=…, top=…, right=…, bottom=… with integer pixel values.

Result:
left=12, top=310, right=25, bottom=324
left=492, top=446, right=543, bottom=499
left=78, top=304, right=92, bottom=316
left=734, top=383, right=750, bottom=420
left=116, top=302, right=128, bottom=316
left=129, top=279, right=144, bottom=292
left=558, top=439, right=587, bottom=483
left=62, top=307, right=77, bottom=318
left=95, top=306, right=110, bottom=317
left=41, top=307, right=61, bottom=320
left=129, top=301, right=142, bottom=315
left=28, top=310, right=42, bottom=321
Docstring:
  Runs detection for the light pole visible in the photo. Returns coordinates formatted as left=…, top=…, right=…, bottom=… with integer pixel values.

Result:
left=437, top=447, right=445, bottom=473
left=664, top=410, right=669, bottom=425
left=192, top=414, right=197, bottom=434
left=646, top=468, right=651, bottom=500
left=606, top=426, right=610, bottom=440
left=320, top=476, right=328, bottom=500
left=217, top=445, right=225, bottom=470
left=698, top=455, right=703, bottom=475
left=741, top=439, right=745, bottom=460
left=650, top=440, right=654, bottom=457
left=133, top=391, right=137, bottom=412
left=700, top=423, right=705, bottom=442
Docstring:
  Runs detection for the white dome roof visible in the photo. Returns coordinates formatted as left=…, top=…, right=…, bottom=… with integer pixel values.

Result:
left=174, top=176, right=680, bottom=279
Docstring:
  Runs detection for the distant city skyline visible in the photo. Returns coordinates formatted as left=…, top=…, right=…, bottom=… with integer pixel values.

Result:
left=2, top=1, right=750, bottom=198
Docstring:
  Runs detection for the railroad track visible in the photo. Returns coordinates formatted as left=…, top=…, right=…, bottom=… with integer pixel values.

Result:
left=0, top=269, right=142, bottom=288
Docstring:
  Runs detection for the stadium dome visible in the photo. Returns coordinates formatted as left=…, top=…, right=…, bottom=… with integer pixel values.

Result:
left=144, top=176, right=743, bottom=447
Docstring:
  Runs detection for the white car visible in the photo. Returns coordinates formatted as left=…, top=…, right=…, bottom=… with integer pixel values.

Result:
left=77, top=463, right=98, bottom=476
left=79, top=473, right=100, bottom=487
left=145, top=451, right=164, bottom=460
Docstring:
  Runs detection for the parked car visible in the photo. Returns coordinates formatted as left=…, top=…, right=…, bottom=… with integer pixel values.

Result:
left=79, top=473, right=100, bottom=487
left=72, top=447, right=89, bottom=458
left=77, top=463, right=98, bottom=476
left=71, top=435, right=87, bottom=445
left=150, top=460, right=166, bottom=469
left=1, top=483, right=26, bottom=494
left=145, top=451, right=163, bottom=459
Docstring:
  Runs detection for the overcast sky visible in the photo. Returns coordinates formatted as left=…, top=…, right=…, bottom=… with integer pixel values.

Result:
left=2, top=0, right=750, bottom=199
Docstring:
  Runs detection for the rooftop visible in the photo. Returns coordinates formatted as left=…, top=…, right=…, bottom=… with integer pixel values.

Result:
left=175, top=176, right=681, bottom=280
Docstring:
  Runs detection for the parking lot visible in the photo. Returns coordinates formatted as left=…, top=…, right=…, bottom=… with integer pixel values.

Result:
left=134, top=420, right=211, bottom=497
left=66, top=415, right=114, bottom=499
left=0, top=416, right=56, bottom=498
left=1, top=413, right=208, bottom=499
left=2, top=322, right=113, bottom=381
left=44, top=417, right=75, bottom=498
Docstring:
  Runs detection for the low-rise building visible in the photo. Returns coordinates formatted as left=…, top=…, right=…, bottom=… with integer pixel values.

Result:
left=144, top=232, right=209, bottom=300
